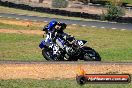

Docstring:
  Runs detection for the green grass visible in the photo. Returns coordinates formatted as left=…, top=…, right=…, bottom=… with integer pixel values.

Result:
left=0, top=79, right=132, bottom=88
left=0, top=6, right=94, bottom=22
left=101, top=0, right=132, bottom=5
left=123, top=0, right=132, bottom=4
left=0, top=33, right=43, bottom=61
left=65, top=26, right=132, bottom=61
left=0, top=22, right=42, bottom=30
left=0, top=20, right=132, bottom=61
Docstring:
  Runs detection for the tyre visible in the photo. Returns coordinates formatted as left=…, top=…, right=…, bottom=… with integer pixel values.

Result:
left=68, top=58, right=78, bottom=61
left=82, top=46, right=101, bottom=61
left=42, top=48, right=64, bottom=61
left=76, top=75, right=87, bottom=85
left=42, top=49, right=54, bottom=61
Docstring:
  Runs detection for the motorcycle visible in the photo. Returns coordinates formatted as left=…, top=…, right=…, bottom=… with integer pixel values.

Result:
left=39, top=32, right=101, bottom=61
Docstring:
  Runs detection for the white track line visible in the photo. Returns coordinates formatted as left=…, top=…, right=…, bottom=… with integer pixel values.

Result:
left=44, top=21, right=48, bottom=23
left=16, top=18, right=20, bottom=20
left=121, top=29, right=126, bottom=31
left=101, top=27, right=105, bottom=29
left=82, top=25, right=86, bottom=27
left=91, top=26, right=96, bottom=28
left=112, top=28, right=117, bottom=30
left=109, top=22, right=117, bottom=24
left=72, top=24, right=77, bottom=25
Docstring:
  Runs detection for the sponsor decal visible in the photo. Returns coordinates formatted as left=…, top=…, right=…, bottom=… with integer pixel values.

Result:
left=76, top=67, right=131, bottom=85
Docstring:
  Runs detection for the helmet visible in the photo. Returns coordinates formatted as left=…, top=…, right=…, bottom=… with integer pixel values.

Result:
left=47, top=20, right=58, bottom=31
left=43, top=20, right=57, bottom=33
left=58, top=23, right=67, bottom=30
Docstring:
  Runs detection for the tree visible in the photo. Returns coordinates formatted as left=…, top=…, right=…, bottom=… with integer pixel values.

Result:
left=104, top=0, right=125, bottom=20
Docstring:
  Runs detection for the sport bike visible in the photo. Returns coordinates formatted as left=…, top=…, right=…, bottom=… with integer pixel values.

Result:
left=39, top=33, right=101, bottom=61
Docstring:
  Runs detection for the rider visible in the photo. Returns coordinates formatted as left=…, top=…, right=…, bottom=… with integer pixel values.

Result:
left=54, top=22, right=74, bottom=49
left=42, top=20, right=57, bottom=44
left=42, top=20, right=74, bottom=59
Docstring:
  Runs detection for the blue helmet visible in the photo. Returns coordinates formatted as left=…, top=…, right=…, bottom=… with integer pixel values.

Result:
left=48, top=20, right=58, bottom=30
left=43, top=20, right=57, bottom=32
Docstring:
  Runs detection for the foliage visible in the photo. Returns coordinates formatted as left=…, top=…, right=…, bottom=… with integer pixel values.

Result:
left=105, top=3, right=125, bottom=20
left=107, top=0, right=123, bottom=6
left=101, top=0, right=125, bottom=21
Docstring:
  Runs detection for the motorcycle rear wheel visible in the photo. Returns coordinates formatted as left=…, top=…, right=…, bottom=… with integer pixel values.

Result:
left=82, top=46, right=101, bottom=61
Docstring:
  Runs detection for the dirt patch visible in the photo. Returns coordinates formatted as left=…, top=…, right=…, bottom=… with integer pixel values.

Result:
left=0, top=63, right=132, bottom=80
left=0, top=19, right=32, bottom=26
left=0, top=29, right=43, bottom=35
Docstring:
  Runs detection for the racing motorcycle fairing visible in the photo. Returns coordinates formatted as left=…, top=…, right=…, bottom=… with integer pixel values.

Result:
left=39, top=40, right=46, bottom=49
left=39, top=38, right=53, bottom=49
left=76, top=40, right=87, bottom=47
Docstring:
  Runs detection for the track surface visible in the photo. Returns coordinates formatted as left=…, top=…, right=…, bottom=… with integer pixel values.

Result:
left=0, top=60, right=132, bottom=65
left=0, top=13, right=132, bottom=30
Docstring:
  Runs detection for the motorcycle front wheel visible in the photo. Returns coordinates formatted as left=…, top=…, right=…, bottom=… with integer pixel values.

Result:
left=42, top=48, right=64, bottom=61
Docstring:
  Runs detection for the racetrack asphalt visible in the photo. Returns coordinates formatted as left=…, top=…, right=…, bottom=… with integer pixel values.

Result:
left=0, top=13, right=132, bottom=30
left=0, top=60, right=132, bottom=65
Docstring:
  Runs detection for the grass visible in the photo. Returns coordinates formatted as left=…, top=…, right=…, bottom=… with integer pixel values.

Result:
left=0, top=79, right=132, bottom=88
left=0, top=18, right=132, bottom=61
left=0, top=17, right=45, bottom=30
left=66, top=27, right=132, bottom=62
left=0, top=22, right=42, bottom=30
left=0, top=33, right=43, bottom=61
left=0, top=6, right=95, bottom=22
left=123, top=0, right=132, bottom=5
